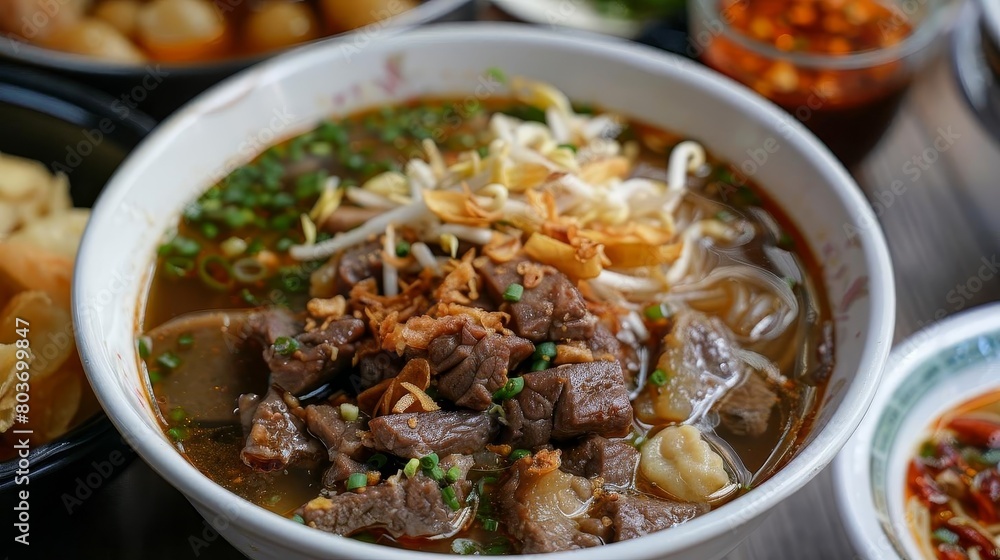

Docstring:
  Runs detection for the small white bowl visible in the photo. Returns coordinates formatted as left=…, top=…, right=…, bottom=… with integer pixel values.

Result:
left=73, top=23, right=895, bottom=560
left=835, top=303, right=1000, bottom=560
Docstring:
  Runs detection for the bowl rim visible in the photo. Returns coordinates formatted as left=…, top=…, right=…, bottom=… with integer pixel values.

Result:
left=0, top=0, right=473, bottom=76
left=74, top=21, right=896, bottom=559
left=833, top=302, right=1000, bottom=560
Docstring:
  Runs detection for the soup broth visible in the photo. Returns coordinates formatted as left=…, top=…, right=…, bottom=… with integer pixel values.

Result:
left=139, top=78, right=833, bottom=554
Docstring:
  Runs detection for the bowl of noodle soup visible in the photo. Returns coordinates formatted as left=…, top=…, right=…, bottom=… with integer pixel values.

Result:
left=74, top=23, right=894, bottom=559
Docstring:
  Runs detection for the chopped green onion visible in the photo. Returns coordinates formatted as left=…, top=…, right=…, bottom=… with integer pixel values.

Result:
left=274, top=336, right=300, bottom=356
left=164, top=256, right=195, bottom=277
left=240, top=288, right=260, bottom=305
left=503, top=282, right=524, bottom=302
left=557, top=143, right=578, bottom=153
left=483, top=538, right=511, bottom=555
left=493, top=377, right=525, bottom=400
left=777, top=232, right=795, bottom=249
left=177, top=332, right=194, bottom=349
left=346, top=472, right=368, bottom=491
left=533, top=342, right=557, bottom=362
left=170, top=236, right=202, bottom=257
left=420, top=453, right=439, bottom=470
left=649, top=369, right=668, bottom=387
left=137, top=336, right=152, bottom=359
left=197, top=255, right=234, bottom=291
left=404, top=458, right=420, bottom=478
left=275, top=238, right=295, bottom=253
left=429, top=466, right=445, bottom=481
left=918, top=441, right=937, bottom=459
left=291, top=514, right=305, bottom=524
left=482, top=518, right=498, bottom=532
left=147, top=369, right=162, bottom=384
left=169, top=407, right=186, bottom=423
left=445, top=465, right=462, bottom=484
left=451, top=538, right=479, bottom=555
left=367, top=454, right=388, bottom=470
left=339, top=403, right=359, bottom=422
left=644, top=303, right=668, bottom=321
left=233, top=257, right=268, bottom=284
left=395, top=240, right=411, bottom=258
left=784, top=277, right=797, bottom=289
left=477, top=146, right=490, bottom=158
left=486, top=66, right=507, bottom=84
left=167, top=427, right=188, bottom=441
left=932, top=527, right=959, bottom=545
left=441, top=486, right=461, bottom=511
left=201, top=222, right=219, bottom=239
left=531, top=359, right=549, bottom=372
left=156, top=351, right=182, bottom=371
left=245, top=239, right=265, bottom=255
left=509, top=449, right=531, bottom=461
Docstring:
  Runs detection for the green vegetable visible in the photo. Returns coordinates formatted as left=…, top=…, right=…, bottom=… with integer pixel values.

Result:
left=451, top=538, right=479, bottom=555
left=429, top=466, right=445, bottom=481
left=233, top=257, right=268, bottom=284
left=778, top=232, right=795, bottom=248
left=240, top=289, right=260, bottom=306
left=649, top=369, right=668, bottom=387
left=147, top=369, right=162, bottom=384
left=420, top=453, right=439, bottom=470
left=346, top=473, right=368, bottom=491
left=164, top=256, right=194, bottom=278
left=395, top=240, right=411, bottom=258
left=168, top=407, right=186, bottom=423
left=275, top=238, right=295, bottom=253
left=932, top=527, right=959, bottom=545
left=493, top=377, right=525, bottom=401
left=531, top=359, right=549, bottom=372
left=445, top=465, right=462, bottom=484
left=557, top=143, right=577, bottom=153
left=156, top=351, right=182, bottom=371
left=367, top=454, right=388, bottom=470
left=177, top=332, right=194, bottom=349
left=482, top=518, right=498, bottom=532
left=137, top=336, right=152, bottom=359
left=644, top=303, right=669, bottom=320
left=200, top=222, right=219, bottom=239
left=161, top=235, right=201, bottom=258
left=339, top=403, right=359, bottom=422
left=274, top=336, right=300, bottom=356
left=441, top=486, right=461, bottom=511
left=509, top=449, right=531, bottom=461
left=404, top=458, right=420, bottom=478
left=291, top=514, right=305, bottom=524
left=197, top=255, right=234, bottom=291
left=486, top=67, right=507, bottom=84
left=167, top=427, right=188, bottom=441
left=533, top=342, right=557, bottom=362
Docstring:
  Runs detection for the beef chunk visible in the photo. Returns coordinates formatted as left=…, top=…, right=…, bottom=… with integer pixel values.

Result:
left=503, top=362, right=633, bottom=448
left=355, top=350, right=403, bottom=392
left=434, top=328, right=534, bottom=411
left=246, top=308, right=366, bottom=395
left=240, top=386, right=324, bottom=472
left=238, top=393, right=260, bottom=437
left=322, top=454, right=368, bottom=486
left=301, top=454, right=473, bottom=538
left=497, top=449, right=602, bottom=553
left=594, top=493, right=708, bottom=541
left=476, top=259, right=596, bottom=342
left=561, top=435, right=639, bottom=487
left=336, top=241, right=382, bottom=295
left=588, top=322, right=641, bottom=386
left=716, top=373, right=778, bottom=437
left=305, top=404, right=364, bottom=459
left=366, top=411, right=498, bottom=458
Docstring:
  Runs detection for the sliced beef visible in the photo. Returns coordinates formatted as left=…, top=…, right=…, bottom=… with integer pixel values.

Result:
left=355, top=350, right=403, bottom=392
left=246, top=307, right=366, bottom=395
left=365, top=411, right=498, bottom=458
left=335, top=240, right=382, bottom=295
left=434, top=330, right=534, bottom=411
left=322, top=454, right=368, bottom=486
left=497, top=449, right=602, bottom=553
left=503, top=362, right=633, bottom=448
left=561, top=435, right=639, bottom=487
left=301, top=454, right=473, bottom=538
left=716, top=373, right=778, bottom=437
left=476, top=259, right=597, bottom=342
left=588, top=322, right=641, bottom=386
left=594, top=493, right=708, bottom=541
left=240, top=386, right=324, bottom=472
left=305, top=404, right=364, bottom=458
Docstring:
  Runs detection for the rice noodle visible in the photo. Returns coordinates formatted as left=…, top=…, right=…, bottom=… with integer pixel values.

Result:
left=734, top=348, right=787, bottom=385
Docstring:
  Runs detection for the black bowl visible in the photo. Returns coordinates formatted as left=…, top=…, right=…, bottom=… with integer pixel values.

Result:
left=0, top=66, right=155, bottom=497
left=0, top=0, right=476, bottom=120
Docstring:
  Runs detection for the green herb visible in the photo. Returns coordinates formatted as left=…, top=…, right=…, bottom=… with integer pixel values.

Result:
left=509, top=449, right=531, bottom=461
left=785, top=277, right=798, bottom=290
left=164, top=256, right=194, bottom=278
left=932, top=527, right=959, bottom=545
left=483, top=538, right=512, bottom=555
left=477, top=146, right=490, bottom=158
left=167, top=427, right=188, bottom=441
left=503, top=282, right=524, bottom=302
left=346, top=473, right=368, bottom=491
left=367, top=454, right=388, bottom=470
left=451, top=538, right=479, bottom=555
left=274, top=336, right=300, bottom=356
left=445, top=465, right=462, bottom=484
left=339, top=403, right=359, bottom=422
left=777, top=232, right=795, bottom=249
left=493, top=377, right=525, bottom=400
left=486, top=67, right=507, bottom=84
left=395, top=240, right=411, bottom=257
left=404, top=458, right=420, bottom=478
left=531, top=359, right=549, bottom=372
left=644, top=303, right=668, bottom=320
left=197, top=255, right=234, bottom=291
left=276, top=238, right=295, bottom=253
left=420, top=453, right=439, bottom=470
left=918, top=441, right=937, bottom=459
left=240, top=288, right=260, bottom=306
left=201, top=222, right=219, bottom=239
left=156, top=351, right=182, bottom=371
left=442, top=486, right=461, bottom=511
left=295, top=170, right=328, bottom=200
left=533, top=341, right=557, bottom=362
left=291, top=514, right=305, bottom=524
left=161, top=236, right=202, bottom=258
left=168, top=407, right=186, bottom=423
left=482, top=518, right=498, bottom=532
left=147, top=369, right=162, bottom=384
left=428, top=466, right=446, bottom=481
left=558, top=143, right=578, bottom=153
left=649, top=369, right=668, bottom=386
left=317, top=121, right=349, bottom=145
left=177, top=332, right=194, bottom=349
left=137, top=336, right=152, bottom=359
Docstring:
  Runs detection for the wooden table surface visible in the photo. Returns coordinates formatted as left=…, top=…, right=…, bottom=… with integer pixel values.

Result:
left=20, top=5, right=1000, bottom=560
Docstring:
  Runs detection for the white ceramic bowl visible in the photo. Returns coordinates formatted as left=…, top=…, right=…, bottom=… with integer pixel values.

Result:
left=835, top=303, right=1000, bottom=560
left=73, top=23, right=895, bottom=560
